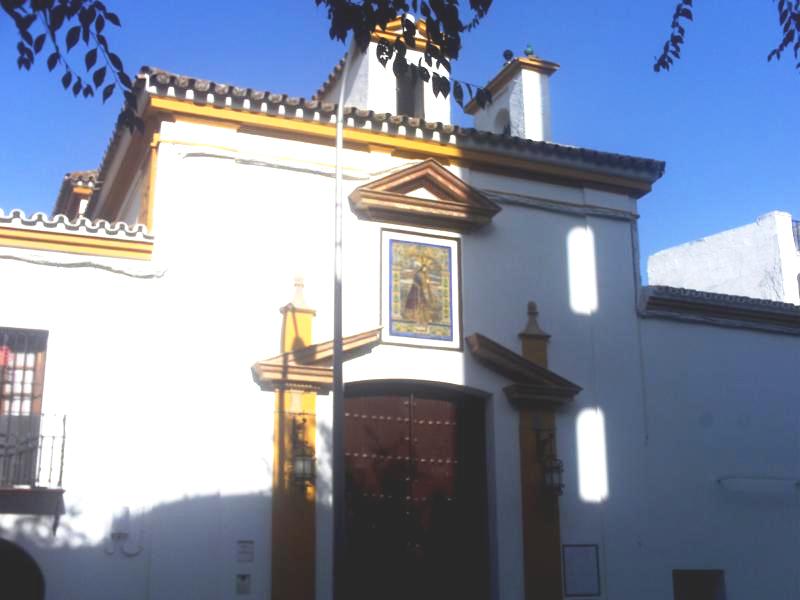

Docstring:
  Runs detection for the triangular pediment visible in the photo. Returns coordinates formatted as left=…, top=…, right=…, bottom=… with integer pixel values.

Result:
left=349, top=159, right=501, bottom=232
left=465, top=333, right=581, bottom=408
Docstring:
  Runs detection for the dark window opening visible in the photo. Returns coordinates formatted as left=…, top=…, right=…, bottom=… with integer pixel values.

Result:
left=0, top=539, right=45, bottom=600
left=673, top=569, right=726, bottom=600
left=0, top=328, right=60, bottom=489
left=396, top=71, right=425, bottom=118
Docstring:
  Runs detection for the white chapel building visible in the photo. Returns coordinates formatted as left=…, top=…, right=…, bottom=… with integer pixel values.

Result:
left=1, top=19, right=798, bottom=600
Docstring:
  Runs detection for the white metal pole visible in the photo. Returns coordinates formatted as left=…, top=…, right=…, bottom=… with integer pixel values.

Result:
left=331, top=39, right=352, bottom=600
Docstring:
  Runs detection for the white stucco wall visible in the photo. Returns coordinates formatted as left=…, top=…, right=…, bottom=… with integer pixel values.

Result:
left=0, top=114, right=646, bottom=600
left=2, top=110, right=797, bottom=600
left=648, top=211, right=800, bottom=304
left=472, top=67, right=552, bottom=140
left=639, top=317, right=800, bottom=599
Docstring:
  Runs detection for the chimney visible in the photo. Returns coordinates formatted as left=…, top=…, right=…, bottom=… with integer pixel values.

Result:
left=465, top=49, right=559, bottom=141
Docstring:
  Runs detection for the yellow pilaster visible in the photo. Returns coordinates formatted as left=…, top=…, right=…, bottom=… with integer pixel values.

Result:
left=271, top=278, right=318, bottom=600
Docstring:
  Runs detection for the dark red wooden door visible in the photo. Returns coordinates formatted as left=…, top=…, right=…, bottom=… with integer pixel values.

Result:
left=343, top=391, right=488, bottom=600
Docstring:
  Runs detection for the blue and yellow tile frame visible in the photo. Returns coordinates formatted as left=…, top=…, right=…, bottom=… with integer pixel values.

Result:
left=381, top=229, right=462, bottom=350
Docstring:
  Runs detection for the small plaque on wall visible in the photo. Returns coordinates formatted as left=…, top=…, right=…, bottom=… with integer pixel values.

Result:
left=563, top=544, right=601, bottom=597
left=381, top=229, right=461, bottom=350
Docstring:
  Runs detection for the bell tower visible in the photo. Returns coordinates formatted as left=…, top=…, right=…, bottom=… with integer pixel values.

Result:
left=314, top=16, right=452, bottom=124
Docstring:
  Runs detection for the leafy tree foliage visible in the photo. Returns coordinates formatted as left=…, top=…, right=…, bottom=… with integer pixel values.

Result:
left=315, top=0, right=493, bottom=108
left=655, top=0, right=800, bottom=73
left=3, top=0, right=800, bottom=127
left=1, top=0, right=140, bottom=129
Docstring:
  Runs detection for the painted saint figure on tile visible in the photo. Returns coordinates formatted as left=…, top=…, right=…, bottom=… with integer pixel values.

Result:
left=389, top=239, right=453, bottom=341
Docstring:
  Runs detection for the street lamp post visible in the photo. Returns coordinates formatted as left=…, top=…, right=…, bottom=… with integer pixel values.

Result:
left=331, top=39, right=352, bottom=600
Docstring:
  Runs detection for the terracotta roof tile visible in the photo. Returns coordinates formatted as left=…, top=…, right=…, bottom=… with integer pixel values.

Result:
left=91, top=66, right=666, bottom=219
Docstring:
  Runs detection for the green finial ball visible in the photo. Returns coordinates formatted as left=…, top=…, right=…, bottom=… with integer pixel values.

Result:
left=524, top=43, right=534, bottom=57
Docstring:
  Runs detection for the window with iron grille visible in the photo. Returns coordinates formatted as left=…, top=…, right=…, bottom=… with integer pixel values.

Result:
left=0, top=328, right=47, bottom=417
left=0, top=327, right=51, bottom=488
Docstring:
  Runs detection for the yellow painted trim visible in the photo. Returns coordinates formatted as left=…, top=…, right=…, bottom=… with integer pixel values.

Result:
left=147, top=96, right=653, bottom=197
left=371, top=17, right=431, bottom=50
left=144, top=134, right=160, bottom=232
left=0, top=226, right=153, bottom=260
left=371, top=30, right=429, bottom=51
left=72, top=186, right=94, bottom=196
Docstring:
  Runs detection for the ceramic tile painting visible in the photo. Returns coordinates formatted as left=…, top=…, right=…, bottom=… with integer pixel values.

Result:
left=381, top=230, right=461, bottom=349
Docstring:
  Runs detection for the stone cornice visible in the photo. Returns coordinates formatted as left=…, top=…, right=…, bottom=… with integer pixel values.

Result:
left=642, top=286, right=800, bottom=335
left=252, top=328, right=382, bottom=394
left=465, top=333, right=580, bottom=408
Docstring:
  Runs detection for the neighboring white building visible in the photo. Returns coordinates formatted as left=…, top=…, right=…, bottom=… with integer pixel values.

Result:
left=648, top=211, right=800, bottom=305
left=1, top=19, right=799, bottom=600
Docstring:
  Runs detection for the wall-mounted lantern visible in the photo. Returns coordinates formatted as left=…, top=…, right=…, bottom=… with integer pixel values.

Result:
left=536, top=427, right=564, bottom=496
left=291, top=416, right=315, bottom=487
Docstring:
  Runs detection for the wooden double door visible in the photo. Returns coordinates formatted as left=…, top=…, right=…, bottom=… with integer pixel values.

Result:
left=343, top=388, right=489, bottom=600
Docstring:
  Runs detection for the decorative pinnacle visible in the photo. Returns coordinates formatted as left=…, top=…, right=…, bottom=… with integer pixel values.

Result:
left=524, top=43, right=535, bottom=57
left=292, top=276, right=307, bottom=309
left=519, top=301, right=550, bottom=339
left=503, top=49, right=514, bottom=64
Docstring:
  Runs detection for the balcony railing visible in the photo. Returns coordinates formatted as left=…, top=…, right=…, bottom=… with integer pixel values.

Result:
left=793, top=220, right=800, bottom=252
left=0, top=414, right=65, bottom=489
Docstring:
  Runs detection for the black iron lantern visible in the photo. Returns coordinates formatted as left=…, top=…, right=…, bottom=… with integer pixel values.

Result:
left=291, top=416, right=315, bottom=487
left=542, top=455, right=564, bottom=496
left=536, top=427, right=564, bottom=497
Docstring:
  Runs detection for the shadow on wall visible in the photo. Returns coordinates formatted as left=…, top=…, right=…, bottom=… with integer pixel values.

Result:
left=1, top=493, right=279, bottom=600
left=0, top=421, right=335, bottom=600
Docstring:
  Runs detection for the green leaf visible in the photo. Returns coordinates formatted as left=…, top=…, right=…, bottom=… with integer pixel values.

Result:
left=61, top=70, right=72, bottom=89
left=93, top=66, right=106, bottom=88
left=102, top=83, right=115, bottom=102
left=50, top=6, right=65, bottom=31
left=66, top=26, right=80, bottom=50
left=453, top=80, right=463, bottom=107
left=108, top=52, right=123, bottom=71
left=47, top=52, right=59, bottom=71
left=33, top=34, right=46, bottom=54
left=118, top=71, right=132, bottom=89
left=85, top=48, right=97, bottom=70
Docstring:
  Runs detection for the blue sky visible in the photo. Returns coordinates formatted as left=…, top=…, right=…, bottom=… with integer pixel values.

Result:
left=0, top=1, right=797, bottom=276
